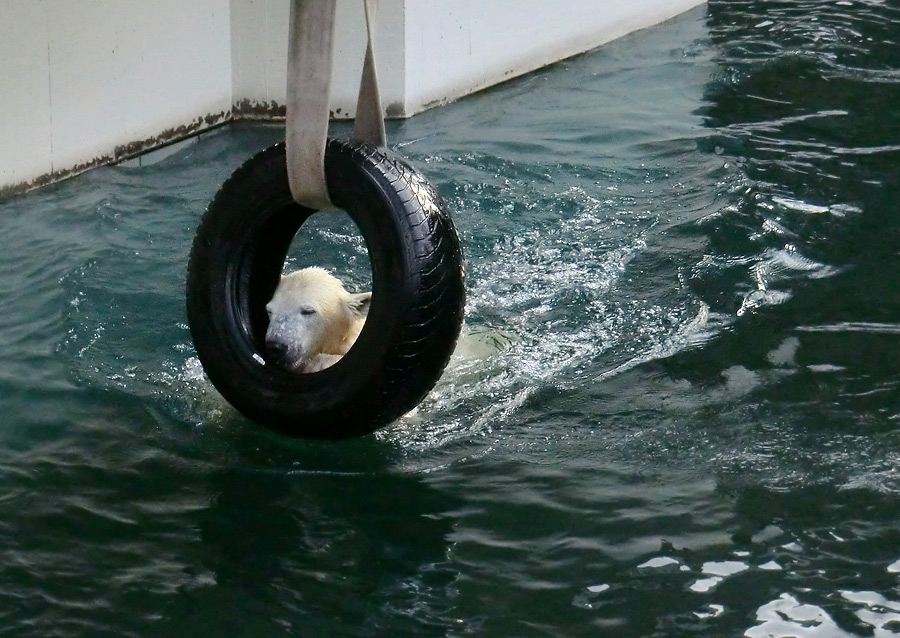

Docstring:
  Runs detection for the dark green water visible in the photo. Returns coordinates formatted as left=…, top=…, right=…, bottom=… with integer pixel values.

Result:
left=1, top=2, right=899, bottom=636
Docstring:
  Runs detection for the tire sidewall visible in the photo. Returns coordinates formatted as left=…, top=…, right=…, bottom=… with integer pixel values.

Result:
left=186, top=140, right=464, bottom=438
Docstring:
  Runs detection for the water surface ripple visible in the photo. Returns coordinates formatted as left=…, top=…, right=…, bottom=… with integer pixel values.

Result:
left=1, top=2, right=899, bottom=636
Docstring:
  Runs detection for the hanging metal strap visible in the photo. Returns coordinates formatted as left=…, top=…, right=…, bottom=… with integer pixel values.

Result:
left=286, top=0, right=386, bottom=209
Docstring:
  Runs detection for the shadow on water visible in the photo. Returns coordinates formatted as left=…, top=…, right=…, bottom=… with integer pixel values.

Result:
left=158, top=441, right=463, bottom=638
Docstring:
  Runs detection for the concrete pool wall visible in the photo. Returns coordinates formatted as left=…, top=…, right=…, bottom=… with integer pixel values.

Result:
left=0, top=0, right=705, bottom=197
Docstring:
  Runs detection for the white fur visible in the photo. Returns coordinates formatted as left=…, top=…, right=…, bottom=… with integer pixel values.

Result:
left=265, top=267, right=371, bottom=373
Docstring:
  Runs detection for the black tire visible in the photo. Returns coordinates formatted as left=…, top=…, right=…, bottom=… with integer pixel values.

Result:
left=186, top=139, right=465, bottom=439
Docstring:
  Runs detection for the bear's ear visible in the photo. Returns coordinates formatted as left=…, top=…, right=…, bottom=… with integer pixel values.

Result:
left=347, top=292, right=372, bottom=318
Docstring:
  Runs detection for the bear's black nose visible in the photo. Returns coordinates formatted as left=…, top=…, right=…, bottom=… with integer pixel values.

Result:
left=265, top=339, right=291, bottom=366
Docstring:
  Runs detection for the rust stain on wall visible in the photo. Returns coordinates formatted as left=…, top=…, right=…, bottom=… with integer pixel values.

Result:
left=114, top=111, right=231, bottom=160
left=1, top=102, right=404, bottom=200
left=0, top=110, right=231, bottom=200
left=233, top=99, right=286, bottom=120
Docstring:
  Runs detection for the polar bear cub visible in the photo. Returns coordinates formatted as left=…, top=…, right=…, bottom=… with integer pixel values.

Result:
left=265, top=267, right=371, bottom=373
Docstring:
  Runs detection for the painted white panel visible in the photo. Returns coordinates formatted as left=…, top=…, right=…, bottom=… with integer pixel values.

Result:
left=116, top=0, right=232, bottom=138
left=229, top=0, right=705, bottom=119
left=230, top=0, right=406, bottom=119
left=0, top=2, right=53, bottom=189
left=330, top=0, right=407, bottom=118
left=45, top=1, right=132, bottom=171
left=1, top=0, right=707, bottom=195
left=402, top=0, right=707, bottom=115
left=230, top=0, right=284, bottom=107
left=46, top=0, right=232, bottom=171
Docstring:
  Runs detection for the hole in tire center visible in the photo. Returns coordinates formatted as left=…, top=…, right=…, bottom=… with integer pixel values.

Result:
left=265, top=208, right=373, bottom=374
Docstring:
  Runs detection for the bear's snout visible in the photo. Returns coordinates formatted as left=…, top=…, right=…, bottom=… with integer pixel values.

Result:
left=263, top=268, right=369, bottom=374
left=265, top=337, right=298, bottom=369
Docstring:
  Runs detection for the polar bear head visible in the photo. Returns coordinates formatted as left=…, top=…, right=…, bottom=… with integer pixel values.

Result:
left=264, top=267, right=371, bottom=373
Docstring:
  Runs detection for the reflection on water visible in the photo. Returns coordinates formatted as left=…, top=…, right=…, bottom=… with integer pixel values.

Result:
left=0, top=1, right=899, bottom=636
left=748, top=588, right=900, bottom=638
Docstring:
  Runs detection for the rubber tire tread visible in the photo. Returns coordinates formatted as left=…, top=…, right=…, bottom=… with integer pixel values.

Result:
left=186, top=139, right=465, bottom=438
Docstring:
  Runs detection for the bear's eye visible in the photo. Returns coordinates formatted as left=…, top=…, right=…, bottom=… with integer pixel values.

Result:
left=299, top=307, right=316, bottom=317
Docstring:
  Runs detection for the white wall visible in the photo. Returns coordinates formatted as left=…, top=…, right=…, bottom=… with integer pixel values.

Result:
left=1, top=0, right=706, bottom=197
left=1, top=0, right=232, bottom=196
left=402, top=0, right=707, bottom=114
left=230, top=0, right=287, bottom=114
left=228, top=0, right=707, bottom=118
left=229, top=0, right=407, bottom=118
left=0, top=2, right=52, bottom=193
